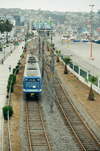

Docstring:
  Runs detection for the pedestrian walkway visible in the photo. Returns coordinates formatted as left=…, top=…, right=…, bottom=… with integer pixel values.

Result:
left=0, top=41, right=25, bottom=151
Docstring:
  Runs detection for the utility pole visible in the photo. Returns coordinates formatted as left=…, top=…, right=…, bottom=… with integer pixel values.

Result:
left=67, top=14, right=69, bottom=48
left=27, top=20, right=29, bottom=41
left=50, top=21, right=52, bottom=44
left=51, top=33, right=52, bottom=44
left=39, top=37, right=40, bottom=61
left=42, top=41, right=44, bottom=78
left=89, top=5, right=94, bottom=60
left=9, top=42, right=11, bottom=53
left=50, top=48, right=54, bottom=112
left=25, top=20, right=29, bottom=50
left=3, top=47, right=5, bottom=60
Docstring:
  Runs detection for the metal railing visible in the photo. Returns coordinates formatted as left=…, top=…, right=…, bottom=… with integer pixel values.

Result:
left=7, top=51, right=24, bottom=151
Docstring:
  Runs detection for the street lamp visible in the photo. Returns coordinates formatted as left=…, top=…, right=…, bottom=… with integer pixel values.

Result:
left=3, top=46, right=5, bottom=60
left=89, top=5, right=94, bottom=60
left=67, top=15, right=69, bottom=48
left=10, top=42, right=12, bottom=53
left=50, top=21, right=52, bottom=44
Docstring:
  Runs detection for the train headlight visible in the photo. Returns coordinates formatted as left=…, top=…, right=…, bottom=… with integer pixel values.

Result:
left=37, top=79, right=40, bottom=81
left=33, top=86, right=36, bottom=88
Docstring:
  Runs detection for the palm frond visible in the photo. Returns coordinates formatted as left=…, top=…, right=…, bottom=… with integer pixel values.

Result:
left=84, top=76, right=88, bottom=83
left=62, top=57, right=72, bottom=64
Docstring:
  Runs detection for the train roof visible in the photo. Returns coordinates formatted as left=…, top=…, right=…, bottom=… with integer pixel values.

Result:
left=24, top=54, right=41, bottom=78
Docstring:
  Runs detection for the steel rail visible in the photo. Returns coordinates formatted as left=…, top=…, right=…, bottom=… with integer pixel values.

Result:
left=55, top=92, right=86, bottom=151
left=44, top=63, right=85, bottom=150
left=26, top=99, right=33, bottom=151
left=38, top=101, right=52, bottom=151
left=44, top=53, right=100, bottom=150
left=23, top=37, right=39, bottom=151
left=55, top=71, right=100, bottom=147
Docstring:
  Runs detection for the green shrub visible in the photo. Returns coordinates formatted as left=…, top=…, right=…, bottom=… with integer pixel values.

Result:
left=6, top=95, right=9, bottom=98
left=2, top=105, right=14, bottom=120
left=8, top=79, right=14, bottom=86
left=49, top=43, right=55, bottom=48
left=13, top=68, right=19, bottom=74
left=20, top=54, right=24, bottom=58
left=7, top=84, right=13, bottom=93
left=16, top=65, right=19, bottom=68
left=8, top=74, right=16, bottom=85
left=46, top=41, right=50, bottom=45
left=13, top=68, right=16, bottom=74
left=17, top=60, right=21, bottom=65
left=16, top=68, right=19, bottom=74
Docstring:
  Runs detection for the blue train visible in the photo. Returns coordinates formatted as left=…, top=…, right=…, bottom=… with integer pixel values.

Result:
left=23, top=54, right=41, bottom=97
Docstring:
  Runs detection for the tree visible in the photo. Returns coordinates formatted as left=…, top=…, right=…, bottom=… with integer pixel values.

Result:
left=84, top=76, right=98, bottom=101
left=4, top=19, right=13, bottom=43
left=0, top=19, right=5, bottom=33
left=55, top=50, right=61, bottom=62
left=62, top=57, right=72, bottom=74
left=46, top=41, right=50, bottom=51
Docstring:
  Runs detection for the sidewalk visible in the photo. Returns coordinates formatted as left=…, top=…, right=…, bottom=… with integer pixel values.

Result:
left=0, top=42, right=25, bottom=151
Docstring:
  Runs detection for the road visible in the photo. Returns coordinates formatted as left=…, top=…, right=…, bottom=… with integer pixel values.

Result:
left=0, top=43, right=17, bottom=62
left=52, top=34, right=100, bottom=78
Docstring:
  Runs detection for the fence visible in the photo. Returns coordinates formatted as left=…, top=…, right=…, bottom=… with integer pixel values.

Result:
left=68, top=61, right=100, bottom=94
left=55, top=52, right=100, bottom=94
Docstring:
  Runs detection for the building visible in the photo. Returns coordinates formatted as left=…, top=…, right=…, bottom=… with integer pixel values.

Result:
left=14, top=15, right=25, bottom=36
left=14, top=15, right=24, bottom=26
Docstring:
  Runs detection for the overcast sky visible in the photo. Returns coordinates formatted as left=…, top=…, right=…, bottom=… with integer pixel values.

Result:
left=0, top=0, right=100, bottom=12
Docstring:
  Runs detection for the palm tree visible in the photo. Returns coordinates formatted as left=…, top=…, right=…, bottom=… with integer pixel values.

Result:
left=4, top=19, right=13, bottom=43
left=46, top=41, right=50, bottom=51
left=62, top=57, right=72, bottom=74
left=55, top=50, right=61, bottom=62
left=84, top=75, right=98, bottom=101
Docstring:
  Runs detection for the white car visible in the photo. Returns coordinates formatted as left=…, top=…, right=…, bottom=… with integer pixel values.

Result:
left=3, top=45, right=6, bottom=48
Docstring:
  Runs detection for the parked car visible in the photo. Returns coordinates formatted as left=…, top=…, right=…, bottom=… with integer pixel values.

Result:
left=11, top=40, right=13, bottom=43
left=6, top=44, right=9, bottom=47
left=0, top=47, right=2, bottom=51
left=3, top=45, right=6, bottom=48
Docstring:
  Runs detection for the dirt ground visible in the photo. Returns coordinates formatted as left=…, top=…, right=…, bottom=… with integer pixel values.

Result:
left=4, top=52, right=26, bottom=151
left=4, top=48, right=100, bottom=150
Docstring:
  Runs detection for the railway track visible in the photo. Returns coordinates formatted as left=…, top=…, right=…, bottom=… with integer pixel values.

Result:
left=23, top=37, right=53, bottom=151
left=26, top=96, right=52, bottom=151
left=44, top=49, right=100, bottom=151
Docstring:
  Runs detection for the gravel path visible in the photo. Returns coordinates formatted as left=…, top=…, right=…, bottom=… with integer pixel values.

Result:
left=41, top=77, right=79, bottom=150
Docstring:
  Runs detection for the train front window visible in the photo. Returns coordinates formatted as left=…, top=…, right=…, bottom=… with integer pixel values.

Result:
left=25, top=79, right=40, bottom=89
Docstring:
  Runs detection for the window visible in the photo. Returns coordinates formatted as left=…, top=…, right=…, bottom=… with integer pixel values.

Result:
left=25, top=78, right=40, bottom=89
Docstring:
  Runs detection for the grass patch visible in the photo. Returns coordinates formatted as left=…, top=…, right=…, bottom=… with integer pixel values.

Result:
left=75, top=86, right=79, bottom=88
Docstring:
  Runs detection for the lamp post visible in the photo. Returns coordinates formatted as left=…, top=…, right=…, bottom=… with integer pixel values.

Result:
left=89, top=5, right=94, bottom=60
left=67, top=15, right=69, bottom=48
left=66, top=13, right=70, bottom=48
left=10, top=42, right=11, bottom=53
left=50, top=21, right=52, bottom=44
left=3, top=47, right=5, bottom=60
